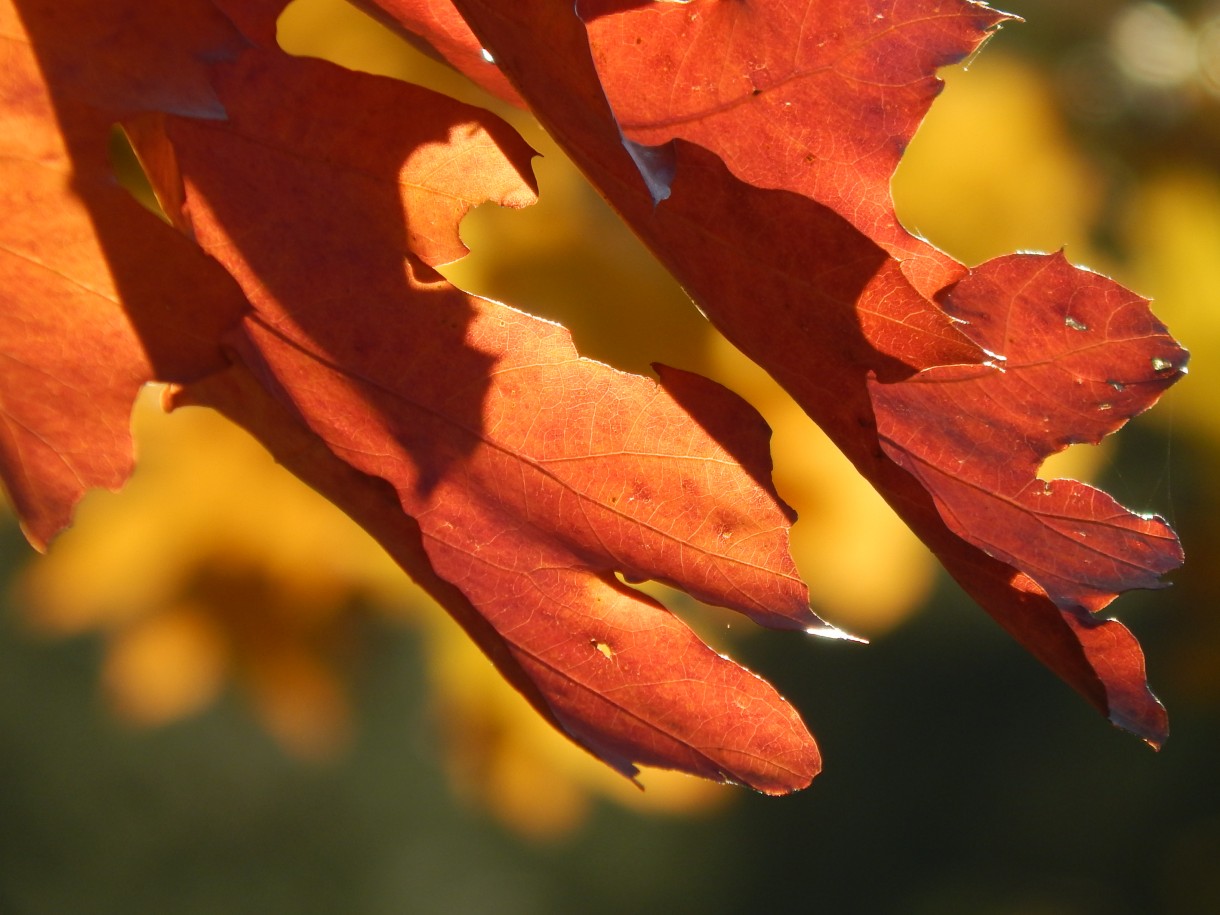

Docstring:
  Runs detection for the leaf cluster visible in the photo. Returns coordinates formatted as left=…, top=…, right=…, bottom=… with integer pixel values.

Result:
left=0, top=0, right=1185, bottom=792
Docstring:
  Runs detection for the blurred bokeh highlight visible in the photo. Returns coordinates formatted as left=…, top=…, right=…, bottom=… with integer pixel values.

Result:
left=2, top=0, right=1217, bottom=912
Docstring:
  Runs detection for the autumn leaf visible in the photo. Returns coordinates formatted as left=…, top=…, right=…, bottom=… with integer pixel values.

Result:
left=576, top=0, right=1011, bottom=297
left=0, top=0, right=1187, bottom=798
left=177, top=352, right=822, bottom=792
left=0, top=0, right=835, bottom=792
left=872, top=252, right=1183, bottom=613
left=384, top=0, right=1186, bottom=741
left=128, top=17, right=826, bottom=789
left=0, top=0, right=249, bottom=547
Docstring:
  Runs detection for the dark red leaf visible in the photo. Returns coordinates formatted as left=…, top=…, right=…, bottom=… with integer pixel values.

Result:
left=872, top=252, right=1185, bottom=614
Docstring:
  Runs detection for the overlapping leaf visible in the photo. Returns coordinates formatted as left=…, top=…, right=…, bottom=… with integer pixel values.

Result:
left=0, top=0, right=1187, bottom=794
left=118, top=5, right=823, bottom=790
left=0, top=0, right=249, bottom=546
left=0, top=0, right=820, bottom=789
left=378, top=0, right=1185, bottom=741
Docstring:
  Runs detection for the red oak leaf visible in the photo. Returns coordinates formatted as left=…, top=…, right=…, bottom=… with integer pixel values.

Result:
left=176, top=359, right=822, bottom=793
left=871, top=252, right=1185, bottom=613
left=136, top=44, right=826, bottom=790
left=381, top=0, right=1185, bottom=742
left=0, top=0, right=249, bottom=547
left=577, top=0, right=1012, bottom=296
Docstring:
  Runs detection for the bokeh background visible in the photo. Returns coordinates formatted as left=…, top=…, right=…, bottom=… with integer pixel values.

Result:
left=3, top=0, right=1218, bottom=911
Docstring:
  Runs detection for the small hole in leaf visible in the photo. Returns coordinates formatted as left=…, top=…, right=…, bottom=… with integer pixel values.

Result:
left=1039, top=438, right=1111, bottom=483
left=591, top=639, right=615, bottom=660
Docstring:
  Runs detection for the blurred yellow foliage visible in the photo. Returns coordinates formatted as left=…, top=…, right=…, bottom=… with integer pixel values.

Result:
left=1123, top=169, right=1219, bottom=443
left=18, top=390, right=413, bottom=758
left=893, top=53, right=1103, bottom=266
left=426, top=620, right=729, bottom=841
left=7, top=0, right=1172, bottom=839
left=1118, top=167, right=1220, bottom=706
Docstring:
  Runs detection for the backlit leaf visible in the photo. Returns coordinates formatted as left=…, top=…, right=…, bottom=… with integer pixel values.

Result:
left=394, top=0, right=1185, bottom=742
left=144, top=43, right=825, bottom=791
left=0, top=0, right=248, bottom=546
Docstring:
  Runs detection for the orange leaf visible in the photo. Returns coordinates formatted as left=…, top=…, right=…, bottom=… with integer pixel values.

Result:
left=0, top=0, right=248, bottom=546
left=144, top=45, right=825, bottom=791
